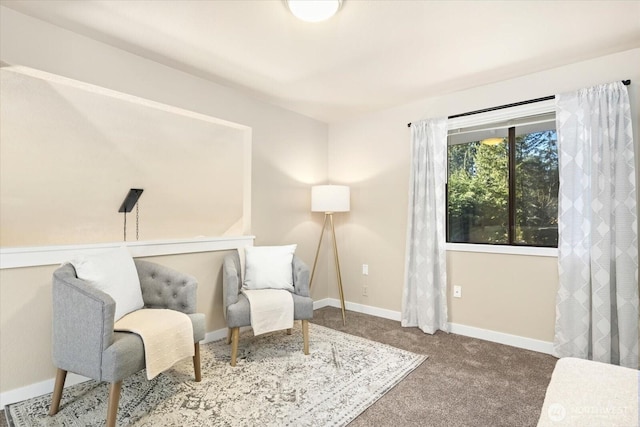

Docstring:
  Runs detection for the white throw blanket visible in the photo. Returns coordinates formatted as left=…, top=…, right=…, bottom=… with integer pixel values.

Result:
left=114, top=309, right=194, bottom=380
left=242, top=289, right=294, bottom=336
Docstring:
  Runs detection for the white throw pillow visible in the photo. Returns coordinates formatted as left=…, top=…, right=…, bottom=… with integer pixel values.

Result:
left=243, top=244, right=297, bottom=292
left=70, top=246, right=144, bottom=321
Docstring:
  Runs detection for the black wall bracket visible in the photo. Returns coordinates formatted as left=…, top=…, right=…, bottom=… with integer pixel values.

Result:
left=120, top=188, right=143, bottom=241
left=119, top=188, right=144, bottom=213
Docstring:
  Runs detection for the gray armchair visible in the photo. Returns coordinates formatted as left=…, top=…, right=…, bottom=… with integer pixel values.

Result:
left=222, top=250, right=313, bottom=366
left=49, top=259, right=206, bottom=427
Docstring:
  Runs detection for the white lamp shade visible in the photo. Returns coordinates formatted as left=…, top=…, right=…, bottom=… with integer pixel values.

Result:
left=311, top=185, right=350, bottom=213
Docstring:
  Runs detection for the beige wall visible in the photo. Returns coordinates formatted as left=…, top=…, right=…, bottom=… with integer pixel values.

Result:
left=446, top=252, right=558, bottom=341
left=0, top=7, right=329, bottom=394
left=0, top=67, right=248, bottom=246
left=328, top=48, right=640, bottom=343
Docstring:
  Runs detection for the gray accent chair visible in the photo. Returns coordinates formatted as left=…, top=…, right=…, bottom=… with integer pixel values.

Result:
left=222, top=250, right=313, bottom=366
left=49, top=259, right=206, bottom=427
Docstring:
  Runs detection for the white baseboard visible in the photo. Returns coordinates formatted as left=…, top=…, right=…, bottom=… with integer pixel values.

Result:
left=1, top=372, right=90, bottom=409
left=1, top=302, right=553, bottom=409
left=202, top=327, right=229, bottom=344
left=447, top=323, right=554, bottom=355
left=315, top=297, right=401, bottom=321
left=317, top=298, right=553, bottom=355
left=202, top=326, right=252, bottom=344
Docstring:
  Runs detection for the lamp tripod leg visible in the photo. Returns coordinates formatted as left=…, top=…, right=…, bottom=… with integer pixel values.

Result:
left=329, top=214, right=346, bottom=326
left=309, top=214, right=329, bottom=290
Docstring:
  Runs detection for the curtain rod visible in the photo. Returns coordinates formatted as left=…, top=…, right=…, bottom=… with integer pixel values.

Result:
left=407, top=79, right=631, bottom=127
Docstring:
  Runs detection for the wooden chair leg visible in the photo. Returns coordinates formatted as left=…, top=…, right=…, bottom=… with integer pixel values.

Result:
left=226, top=328, right=232, bottom=345
left=230, top=327, right=239, bottom=367
left=106, top=381, right=122, bottom=427
left=302, top=320, right=310, bottom=355
left=193, top=343, right=202, bottom=382
left=286, top=328, right=292, bottom=335
left=49, top=368, right=67, bottom=416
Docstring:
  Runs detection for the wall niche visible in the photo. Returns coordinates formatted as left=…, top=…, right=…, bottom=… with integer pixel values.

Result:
left=0, top=65, right=251, bottom=247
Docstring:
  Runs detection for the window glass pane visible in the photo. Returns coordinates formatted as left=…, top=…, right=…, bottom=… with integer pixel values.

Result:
left=447, top=129, right=508, bottom=244
left=514, top=126, right=558, bottom=247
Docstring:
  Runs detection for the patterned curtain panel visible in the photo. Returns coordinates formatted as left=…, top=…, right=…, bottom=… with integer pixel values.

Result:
left=554, top=81, right=639, bottom=368
left=402, top=118, right=449, bottom=334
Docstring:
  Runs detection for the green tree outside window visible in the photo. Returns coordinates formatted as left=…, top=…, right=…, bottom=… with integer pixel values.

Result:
left=447, top=128, right=558, bottom=247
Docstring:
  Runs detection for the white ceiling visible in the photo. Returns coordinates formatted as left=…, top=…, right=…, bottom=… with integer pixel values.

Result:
left=2, top=0, right=639, bottom=123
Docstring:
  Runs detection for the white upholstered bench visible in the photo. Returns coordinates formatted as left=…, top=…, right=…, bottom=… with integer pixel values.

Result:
left=537, top=357, right=638, bottom=427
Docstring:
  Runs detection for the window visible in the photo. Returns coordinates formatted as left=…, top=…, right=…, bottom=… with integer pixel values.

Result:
left=447, top=112, right=558, bottom=247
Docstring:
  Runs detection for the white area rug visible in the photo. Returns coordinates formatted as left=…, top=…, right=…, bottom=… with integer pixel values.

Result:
left=6, top=324, right=427, bottom=426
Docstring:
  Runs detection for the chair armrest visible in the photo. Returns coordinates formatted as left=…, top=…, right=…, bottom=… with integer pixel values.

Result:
left=135, top=260, right=198, bottom=314
left=222, top=252, right=241, bottom=315
left=52, top=264, right=115, bottom=380
left=293, top=255, right=310, bottom=297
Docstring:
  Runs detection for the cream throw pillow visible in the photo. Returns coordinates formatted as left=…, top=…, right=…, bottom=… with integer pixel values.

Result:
left=71, top=246, right=144, bottom=321
left=243, top=244, right=297, bottom=292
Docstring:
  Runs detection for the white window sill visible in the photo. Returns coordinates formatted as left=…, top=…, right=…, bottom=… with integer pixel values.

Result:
left=446, top=242, right=557, bottom=257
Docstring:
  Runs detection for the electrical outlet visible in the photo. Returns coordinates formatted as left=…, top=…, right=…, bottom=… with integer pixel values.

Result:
left=453, top=285, right=462, bottom=298
left=363, top=285, right=368, bottom=296
left=362, top=264, right=369, bottom=275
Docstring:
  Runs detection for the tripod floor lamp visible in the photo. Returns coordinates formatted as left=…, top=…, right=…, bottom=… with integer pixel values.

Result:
left=310, top=185, right=350, bottom=325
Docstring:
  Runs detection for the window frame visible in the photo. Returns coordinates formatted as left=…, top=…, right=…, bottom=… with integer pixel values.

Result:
left=445, top=99, right=558, bottom=251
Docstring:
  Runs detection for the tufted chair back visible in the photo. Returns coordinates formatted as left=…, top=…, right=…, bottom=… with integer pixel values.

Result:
left=135, top=260, right=197, bottom=314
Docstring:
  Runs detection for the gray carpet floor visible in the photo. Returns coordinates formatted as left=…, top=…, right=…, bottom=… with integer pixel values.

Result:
left=312, top=307, right=557, bottom=426
left=1, top=307, right=557, bottom=426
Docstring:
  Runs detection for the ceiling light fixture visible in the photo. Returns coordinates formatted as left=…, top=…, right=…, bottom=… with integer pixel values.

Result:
left=481, top=137, right=505, bottom=146
left=287, top=0, right=342, bottom=23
